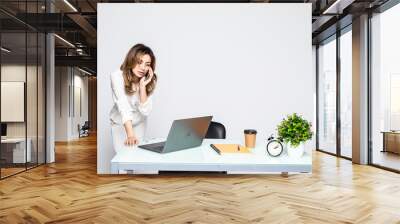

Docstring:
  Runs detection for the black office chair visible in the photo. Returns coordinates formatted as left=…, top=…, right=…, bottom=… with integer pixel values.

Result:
left=205, top=121, right=226, bottom=139
left=79, top=121, right=90, bottom=138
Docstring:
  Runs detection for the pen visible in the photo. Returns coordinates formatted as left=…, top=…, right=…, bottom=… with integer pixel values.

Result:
left=210, top=144, right=221, bottom=155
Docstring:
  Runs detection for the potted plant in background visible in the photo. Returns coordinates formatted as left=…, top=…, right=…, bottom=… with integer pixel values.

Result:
left=277, top=113, right=313, bottom=157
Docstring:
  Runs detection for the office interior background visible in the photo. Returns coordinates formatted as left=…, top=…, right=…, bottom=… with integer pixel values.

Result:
left=1, top=0, right=400, bottom=223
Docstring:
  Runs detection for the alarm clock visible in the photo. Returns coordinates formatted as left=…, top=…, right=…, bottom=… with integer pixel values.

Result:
left=266, top=135, right=283, bottom=157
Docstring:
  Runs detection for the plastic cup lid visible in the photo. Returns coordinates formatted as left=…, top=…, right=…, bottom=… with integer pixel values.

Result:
left=244, top=129, right=257, bottom=134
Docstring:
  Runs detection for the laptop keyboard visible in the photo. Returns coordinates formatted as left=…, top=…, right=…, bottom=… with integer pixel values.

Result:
left=139, top=141, right=166, bottom=152
left=147, top=142, right=166, bottom=147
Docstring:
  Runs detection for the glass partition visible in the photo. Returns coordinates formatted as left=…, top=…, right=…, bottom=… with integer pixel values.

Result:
left=318, top=36, right=337, bottom=155
left=339, top=29, right=352, bottom=158
left=371, top=3, right=400, bottom=171
left=1, top=31, right=28, bottom=177
left=38, top=32, right=45, bottom=165
left=27, top=31, right=38, bottom=169
left=0, top=1, right=46, bottom=179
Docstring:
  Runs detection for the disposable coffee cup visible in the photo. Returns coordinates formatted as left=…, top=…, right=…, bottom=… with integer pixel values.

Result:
left=244, top=129, right=257, bottom=148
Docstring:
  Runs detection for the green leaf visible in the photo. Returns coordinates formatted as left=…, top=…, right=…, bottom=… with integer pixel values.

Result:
left=277, top=113, right=313, bottom=146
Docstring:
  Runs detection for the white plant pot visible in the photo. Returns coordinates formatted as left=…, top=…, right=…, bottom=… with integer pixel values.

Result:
left=287, top=143, right=305, bottom=158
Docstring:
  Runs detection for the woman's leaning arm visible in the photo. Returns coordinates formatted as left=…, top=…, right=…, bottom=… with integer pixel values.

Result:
left=110, top=72, right=133, bottom=125
left=123, top=120, right=139, bottom=145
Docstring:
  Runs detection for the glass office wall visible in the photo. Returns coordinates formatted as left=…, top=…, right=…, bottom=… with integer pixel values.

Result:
left=37, top=0, right=46, bottom=165
left=318, top=36, right=337, bottom=154
left=317, top=27, right=353, bottom=160
left=0, top=1, right=46, bottom=179
left=38, top=32, right=45, bottom=165
left=371, top=3, right=400, bottom=171
left=339, top=28, right=352, bottom=158
left=1, top=31, right=28, bottom=177
left=0, top=1, right=28, bottom=178
left=27, top=31, right=38, bottom=169
left=26, top=0, right=46, bottom=169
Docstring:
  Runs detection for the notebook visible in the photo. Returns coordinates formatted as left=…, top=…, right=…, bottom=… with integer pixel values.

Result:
left=210, top=144, right=251, bottom=154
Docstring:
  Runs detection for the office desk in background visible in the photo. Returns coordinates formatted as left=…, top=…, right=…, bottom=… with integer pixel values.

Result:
left=111, top=138, right=312, bottom=174
left=1, top=138, right=32, bottom=164
left=382, top=131, right=400, bottom=154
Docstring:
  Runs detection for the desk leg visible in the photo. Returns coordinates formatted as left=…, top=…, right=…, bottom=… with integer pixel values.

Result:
left=133, top=170, right=159, bottom=175
left=382, top=133, right=386, bottom=152
left=111, top=163, right=119, bottom=174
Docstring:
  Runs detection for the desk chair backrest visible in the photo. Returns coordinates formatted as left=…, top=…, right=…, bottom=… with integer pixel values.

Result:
left=82, top=121, right=90, bottom=130
left=205, top=121, right=226, bottom=139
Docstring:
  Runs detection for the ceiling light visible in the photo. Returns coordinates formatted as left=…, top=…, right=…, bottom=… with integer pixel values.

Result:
left=323, top=0, right=341, bottom=14
left=322, top=0, right=354, bottom=15
left=78, top=67, right=92, bottom=76
left=1, top=47, right=11, bottom=53
left=54, top=34, right=75, bottom=48
left=63, top=0, right=78, bottom=12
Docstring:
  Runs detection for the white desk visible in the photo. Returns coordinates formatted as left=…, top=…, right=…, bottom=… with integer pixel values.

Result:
left=1, top=138, right=32, bottom=163
left=111, top=138, right=312, bottom=174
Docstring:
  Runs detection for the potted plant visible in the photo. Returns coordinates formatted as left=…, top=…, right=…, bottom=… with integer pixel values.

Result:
left=277, top=113, right=313, bottom=157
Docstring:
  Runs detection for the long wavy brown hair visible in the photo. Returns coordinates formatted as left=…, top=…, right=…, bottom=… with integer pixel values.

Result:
left=120, top=43, right=157, bottom=95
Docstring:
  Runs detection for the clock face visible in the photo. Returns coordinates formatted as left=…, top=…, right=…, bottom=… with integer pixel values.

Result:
left=267, top=141, right=283, bottom=157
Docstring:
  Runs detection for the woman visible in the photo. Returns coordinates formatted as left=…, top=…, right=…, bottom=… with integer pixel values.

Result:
left=110, top=43, right=157, bottom=152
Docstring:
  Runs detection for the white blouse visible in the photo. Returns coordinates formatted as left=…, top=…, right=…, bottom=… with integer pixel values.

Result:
left=109, top=70, right=153, bottom=126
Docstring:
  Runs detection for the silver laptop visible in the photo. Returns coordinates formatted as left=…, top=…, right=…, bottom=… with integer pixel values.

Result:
left=138, top=116, right=212, bottom=153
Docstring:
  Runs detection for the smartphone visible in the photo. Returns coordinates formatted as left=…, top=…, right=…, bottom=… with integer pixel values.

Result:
left=144, top=72, right=150, bottom=81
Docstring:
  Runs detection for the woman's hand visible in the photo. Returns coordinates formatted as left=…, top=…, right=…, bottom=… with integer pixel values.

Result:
left=139, top=66, right=154, bottom=89
left=125, top=134, right=139, bottom=146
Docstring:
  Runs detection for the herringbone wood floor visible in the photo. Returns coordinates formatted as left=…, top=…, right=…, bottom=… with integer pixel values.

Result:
left=1, top=134, right=400, bottom=224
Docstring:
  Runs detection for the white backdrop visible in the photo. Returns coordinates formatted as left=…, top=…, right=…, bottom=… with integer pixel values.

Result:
left=98, top=3, right=313, bottom=174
